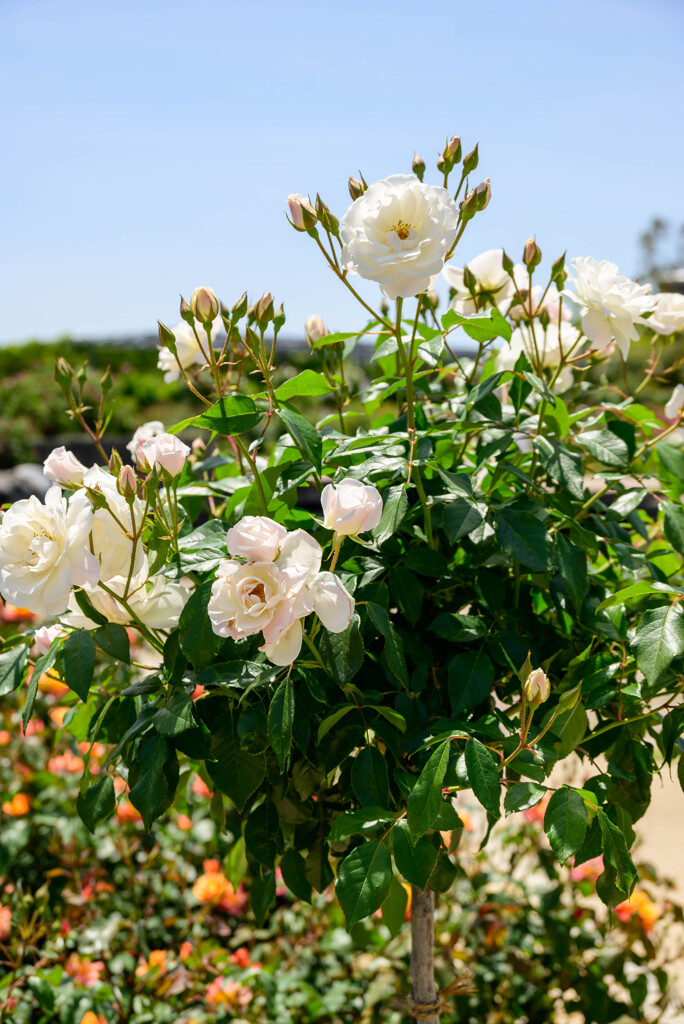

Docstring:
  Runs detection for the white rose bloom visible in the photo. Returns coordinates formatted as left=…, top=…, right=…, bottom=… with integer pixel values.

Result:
left=157, top=319, right=223, bottom=384
left=665, top=383, right=684, bottom=421
left=442, top=248, right=515, bottom=315
left=83, top=466, right=146, bottom=582
left=642, top=292, right=684, bottom=336
left=339, top=174, right=459, bottom=300
left=321, top=479, right=383, bottom=537
left=209, top=528, right=354, bottom=665
left=226, top=516, right=288, bottom=563
left=127, top=421, right=165, bottom=462
left=43, top=446, right=87, bottom=486
left=496, top=321, right=580, bottom=394
left=140, top=432, right=191, bottom=477
left=0, top=486, right=99, bottom=617
left=66, top=563, right=189, bottom=630
left=563, top=257, right=655, bottom=358
left=34, top=623, right=67, bottom=655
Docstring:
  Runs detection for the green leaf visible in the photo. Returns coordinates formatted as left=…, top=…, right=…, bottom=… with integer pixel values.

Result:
left=60, top=629, right=95, bottom=701
left=268, top=676, right=295, bottom=770
left=319, top=616, right=364, bottom=687
left=224, top=835, right=248, bottom=888
left=0, top=644, right=28, bottom=697
left=311, top=330, right=359, bottom=350
left=442, top=307, right=512, bottom=342
left=179, top=394, right=263, bottom=435
left=577, top=429, right=630, bottom=468
left=632, top=603, right=684, bottom=685
left=27, top=976, right=54, bottom=1012
left=372, top=485, right=408, bottom=545
left=495, top=505, right=552, bottom=571
left=392, top=820, right=437, bottom=889
left=207, top=717, right=266, bottom=811
left=597, top=808, right=637, bottom=900
left=153, top=692, right=196, bottom=736
left=95, top=623, right=131, bottom=664
left=664, top=502, right=684, bottom=557
left=381, top=875, right=409, bottom=938
left=178, top=580, right=223, bottom=669
left=366, top=603, right=408, bottom=688
left=465, top=738, right=501, bottom=818
left=351, top=746, right=390, bottom=808
left=504, top=781, right=548, bottom=815
left=251, top=869, right=276, bottom=925
left=555, top=535, right=587, bottom=613
left=73, top=588, right=108, bottom=625
left=77, top=775, right=116, bottom=832
left=278, top=406, right=322, bottom=474
left=128, top=734, right=173, bottom=831
left=407, top=741, right=450, bottom=843
left=389, top=566, right=423, bottom=625
left=244, top=800, right=279, bottom=867
left=328, top=807, right=395, bottom=843
left=280, top=849, right=312, bottom=902
left=598, top=580, right=658, bottom=610
left=275, top=370, right=334, bottom=400
left=317, top=705, right=354, bottom=742
left=543, top=788, right=588, bottom=863
left=443, top=496, right=485, bottom=542
left=448, top=650, right=494, bottom=714
left=336, top=839, right=393, bottom=929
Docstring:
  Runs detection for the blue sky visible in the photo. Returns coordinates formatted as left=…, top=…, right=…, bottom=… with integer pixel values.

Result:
left=2, top=0, right=683, bottom=344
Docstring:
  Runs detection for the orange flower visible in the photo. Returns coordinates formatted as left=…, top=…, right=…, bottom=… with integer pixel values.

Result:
left=37, top=668, right=69, bottom=697
left=0, top=604, right=34, bottom=622
left=179, top=940, right=193, bottom=960
left=65, top=953, right=105, bottom=987
left=48, top=707, right=68, bottom=728
left=79, top=1013, right=107, bottom=1024
left=523, top=793, right=551, bottom=824
left=192, top=871, right=232, bottom=905
left=116, top=799, right=141, bottom=823
left=570, top=855, right=604, bottom=883
left=0, top=904, right=11, bottom=941
left=176, top=813, right=193, bottom=831
left=192, top=775, right=211, bottom=798
left=616, top=889, right=660, bottom=933
left=47, top=749, right=85, bottom=774
left=23, top=718, right=45, bottom=736
left=191, top=684, right=205, bottom=700
left=0, top=730, right=10, bottom=745
left=2, top=793, right=31, bottom=816
left=205, top=977, right=253, bottom=1010
left=231, top=947, right=251, bottom=968
left=135, top=949, right=167, bottom=977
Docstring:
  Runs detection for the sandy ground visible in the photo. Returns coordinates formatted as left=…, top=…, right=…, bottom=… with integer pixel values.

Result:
left=636, top=773, right=684, bottom=890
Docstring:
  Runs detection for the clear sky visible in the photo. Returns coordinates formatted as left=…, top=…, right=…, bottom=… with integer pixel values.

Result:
left=2, top=0, right=683, bottom=345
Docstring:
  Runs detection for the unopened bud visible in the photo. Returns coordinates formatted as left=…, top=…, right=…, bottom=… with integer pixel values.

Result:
left=315, top=194, right=340, bottom=237
left=501, top=250, right=515, bottom=276
left=348, top=176, right=366, bottom=201
left=523, top=238, right=542, bottom=270
left=246, top=302, right=257, bottom=324
left=231, top=291, right=248, bottom=321
left=255, top=292, right=274, bottom=324
left=190, top=286, right=219, bottom=324
left=100, top=366, right=112, bottom=395
left=158, top=321, right=178, bottom=353
left=463, top=265, right=477, bottom=295
left=305, top=315, right=327, bottom=347
left=524, top=668, right=550, bottom=705
left=287, top=193, right=317, bottom=231
left=108, top=448, right=123, bottom=475
left=475, top=178, right=491, bottom=211
left=412, top=152, right=426, bottom=182
left=462, top=143, right=479, bottom=176
left=54, top=358, right=74, bottom=388
left=191, top=437, right=206, bottom=455
left=551, top=252, right=567, bottom=286
left=179, top=296, right=193, bottom=323
left=380, top=299, right=390, bottom=318
left=459, top=188, right=479, bottom=223
left=423, top=289, right=439, bottom=311
left=273, top=303, right=286, bottom=332
left=117, top=465, right=138, bottom=502
left=76, top=362, right=88, bottom=387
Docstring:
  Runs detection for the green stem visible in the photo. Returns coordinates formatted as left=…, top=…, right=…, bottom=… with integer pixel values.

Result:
left=234, top=435, right=269, bottom=514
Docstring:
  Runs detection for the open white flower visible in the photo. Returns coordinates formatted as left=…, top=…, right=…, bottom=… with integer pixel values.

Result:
left=226, top=516, right=287, bottom=563
left=665, top=383, right=684, bottom=421
left=43, top=446, right=87, bottom=486
left=127, top=421, right=164, bottom=462
left=209, top=527, right=354, bottom=665
left=563, top=257, right=654, bottom=358
left=496, top=321, right=580, bottom=393
left=157, top=319, right=223, bottom=384
left=0, top=486, right=99, bottom=617
left=642, top=292, right=684, bottom=337
left=442, top=248, right=515, bottom=315
left=339, top=174, right=459, bottom=300
left=83, top=466, right=146, bottom=582
left=321, top=479, right=383, bottom=537
left=139, top=433, right=191, bottom=477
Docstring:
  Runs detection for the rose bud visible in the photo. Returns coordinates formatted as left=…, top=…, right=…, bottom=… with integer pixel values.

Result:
left=231, top=291, right=249, bottom=321
left=43, top=446, right=87, bottom=486
left=321, top=479, right=383, bottom=537
left=347, top=176, right=366, bottom=201
left=305, top=315, right=327, bottom=347
left=475, top=178, right=491, bottom=211
left=141, top=433, right=191, bottom=478
left=34, top=624, right=65, bottom=656
left=522, top=238, right=542, bottom=270
left=462, top=143, right=479, bottom=175
left=287, top=193, right=317, bottom=231
left=190, top=286, right=219, bottom=324
left=226, top=515, right=288, bottom=563
left=117, top=465, right=138, bottom=502
left=412, top=152, right=426, bottom=182
left=524, top=668, right=550, bottom=705
left=256, top=292, right=274, bottom=324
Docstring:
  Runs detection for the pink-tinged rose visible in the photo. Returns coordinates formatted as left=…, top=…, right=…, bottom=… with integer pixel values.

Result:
left=524, top=668, right=550, bottom=703
left=310, top=571, right=354, bottom=632
left=43, top=446, right=87, bottom=485
left=321, top=479, right=383, bottom=536
left=226, top=516, right=288, bottom=563
left=287, top=193, right=316, bottom=231
left=126, top=421, right=164, bottom=463
left=34, top=624, right=65, bottom=655
left=190, top=285, right=219, bottom=324
left=140, top=432, right=190, bottom=477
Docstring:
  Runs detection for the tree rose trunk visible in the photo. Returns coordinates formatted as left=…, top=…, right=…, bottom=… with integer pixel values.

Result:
left=410, top=886, right=440, bottom=1024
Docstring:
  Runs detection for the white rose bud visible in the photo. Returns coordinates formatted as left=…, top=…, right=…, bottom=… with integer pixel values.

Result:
left=190, top=286, right=219, bottom=324
left=310, top=571, right=354, bottom=632
left=43, top=446, right=87, bottom=486
left=34, top=624, right=66, bottom=655
left=321, top=479, right=383, bottom=537
left=524, top=668, right=550, bottom=705
left=226, top=516, right=288, bottom=563
left=304, top=315, right=327, bottom=347
left=665, top=383, right=684, bottom=421
left=287, top=193, right=317, bottom=231
left=140, top=433, right=191, bottom=478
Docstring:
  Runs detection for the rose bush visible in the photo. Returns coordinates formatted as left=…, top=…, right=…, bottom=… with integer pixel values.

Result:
left=2, top=134, right=684, bottom=1021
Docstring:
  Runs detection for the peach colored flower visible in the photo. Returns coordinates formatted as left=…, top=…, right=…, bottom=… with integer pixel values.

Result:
left=79, top=1014, right=108, bottom=1024
left=0, top=730, right=10, bottom=745
left=48, top=707, right=68, bottom=728
left=192, top=775, right=212, bottom=798
left=179, top=940, right=193, bottom=960
left=65, top=953, right=105, bottom=987
left=37, top=668, right=69, bottom=697
left=2, top=793, right=31, bottom=816
left=569, top=855, right=604, bottom=883
left=0, top=904, right=11, bottom=941
left=0, top=604, right=35, bottom=622
left=176, top=814, right=193, bottom=831
left=523, top=793, right=551, bottom=824
left=135, top=949, right=167, bottom=977
left=616, top=889, right=660, bottom=933
left=23, top=717, right=45, bottom=736
left=205, top=977, right=253, bottom=1011
left=47, top=750, right=85, bottom=774
left=116, top=798, right=141, bottom=824
left=191, top=684, right=205, bottom=700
